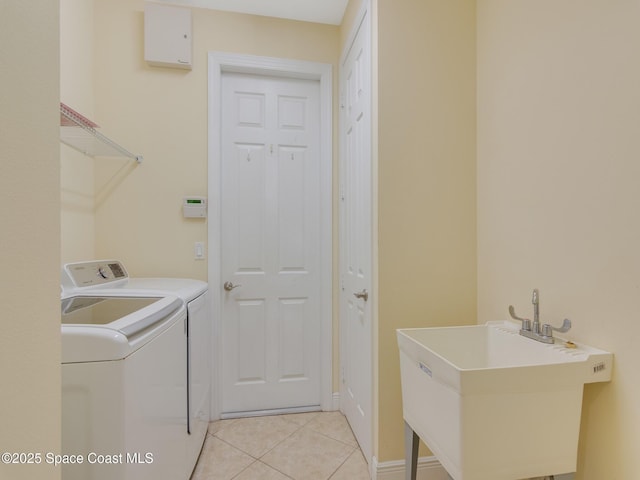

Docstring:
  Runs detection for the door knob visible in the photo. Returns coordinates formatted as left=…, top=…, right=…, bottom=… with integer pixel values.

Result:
left=223, top=281, right=241, bottom=292
left=353, top=289, right=369, bottom=301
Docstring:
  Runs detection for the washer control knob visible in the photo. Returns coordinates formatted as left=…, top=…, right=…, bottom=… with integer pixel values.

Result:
left=97, top=267, right=109, bottom=279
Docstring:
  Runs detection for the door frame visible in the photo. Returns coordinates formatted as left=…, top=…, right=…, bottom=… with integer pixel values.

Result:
left=207, top=52, right=333, bottom=419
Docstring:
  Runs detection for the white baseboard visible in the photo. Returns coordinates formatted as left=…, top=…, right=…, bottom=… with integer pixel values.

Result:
left=371, top=457, right=575, bottom=480
left=372, top=455, right=450, bottom=480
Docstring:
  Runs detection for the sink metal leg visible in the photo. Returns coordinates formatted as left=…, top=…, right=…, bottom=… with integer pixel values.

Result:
left=404, top=421, right=419, bottom=480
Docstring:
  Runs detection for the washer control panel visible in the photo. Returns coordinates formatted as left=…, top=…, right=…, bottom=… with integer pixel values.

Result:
left=62, top=260, right=129, bottom=288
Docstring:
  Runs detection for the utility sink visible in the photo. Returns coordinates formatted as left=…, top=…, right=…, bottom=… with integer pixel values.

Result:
left=397, top=321, right=612, bottom=480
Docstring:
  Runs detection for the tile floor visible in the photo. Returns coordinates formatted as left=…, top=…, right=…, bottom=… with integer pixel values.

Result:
left=190, top=411, right=370, bottom=480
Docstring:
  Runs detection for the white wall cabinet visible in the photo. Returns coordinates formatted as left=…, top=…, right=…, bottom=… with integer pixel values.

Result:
left=144, top=2, right=192, bottom=70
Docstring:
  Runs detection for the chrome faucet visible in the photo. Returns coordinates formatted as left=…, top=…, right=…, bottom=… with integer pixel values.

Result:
left=508, top=289, right=572, bottom=344
left=531, top=288, right=540, bottom=334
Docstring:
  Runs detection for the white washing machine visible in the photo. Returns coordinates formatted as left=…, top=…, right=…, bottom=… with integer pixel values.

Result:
left=61, top=293, right=187, bottom=480
left=61, top=260, right=210, bottom=478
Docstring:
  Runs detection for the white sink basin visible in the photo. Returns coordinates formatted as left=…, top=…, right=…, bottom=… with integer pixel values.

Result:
left=397, top=321, right=612, bottom=480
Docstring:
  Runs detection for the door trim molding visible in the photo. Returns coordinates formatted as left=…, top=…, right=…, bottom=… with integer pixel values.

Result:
left=207, top=52, right=333, bottom=419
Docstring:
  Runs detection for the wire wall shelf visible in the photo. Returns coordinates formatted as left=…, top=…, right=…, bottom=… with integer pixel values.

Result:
left=60, top=103, right=143, bottom=163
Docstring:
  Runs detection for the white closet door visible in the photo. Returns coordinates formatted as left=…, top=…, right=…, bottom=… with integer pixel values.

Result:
left=220, top=72, right=322, bottom=414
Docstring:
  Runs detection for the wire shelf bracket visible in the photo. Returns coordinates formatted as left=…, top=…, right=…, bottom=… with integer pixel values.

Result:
left=60, top=103, right=143, bottom=164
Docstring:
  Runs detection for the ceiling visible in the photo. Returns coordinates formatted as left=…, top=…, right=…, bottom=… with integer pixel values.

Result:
left=157, top=0, right=349, bottom=25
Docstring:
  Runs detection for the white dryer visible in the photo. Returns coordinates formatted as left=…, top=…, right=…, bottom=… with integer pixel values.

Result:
left=61, top=260, right=210, bottom=478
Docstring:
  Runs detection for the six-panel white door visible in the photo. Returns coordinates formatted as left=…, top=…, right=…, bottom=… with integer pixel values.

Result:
left=220, top=72, right=322, bottom=415
left=340, top=8, right=372, bottom=463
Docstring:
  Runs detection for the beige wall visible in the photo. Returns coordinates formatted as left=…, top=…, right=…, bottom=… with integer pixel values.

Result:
left=477, top=1, right=640, bottom=477
left=61, top=0, right=95, bottom=264
left=340, top=0, right=364, bottom=49
left=0, top=2, right=61, bottom=480
left=376, top=0, right=477, bottom=462
left=90, top=0, right=339, bottom=280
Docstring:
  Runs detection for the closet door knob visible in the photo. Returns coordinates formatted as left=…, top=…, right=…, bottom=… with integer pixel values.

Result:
left=353, top=289, right=369, bottom=301
left=223, top=281, right=241, bottom=292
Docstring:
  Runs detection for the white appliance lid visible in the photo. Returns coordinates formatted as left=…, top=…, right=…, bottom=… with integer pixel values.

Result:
left=61, top=296, right=160, bottom=325
left=61, top=295, right=184, bottom=363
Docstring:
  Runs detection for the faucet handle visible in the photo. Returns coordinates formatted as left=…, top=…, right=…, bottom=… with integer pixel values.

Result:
left=508, top=305, right=531, bottom=331
left=541, top=319, right=572, bottom=339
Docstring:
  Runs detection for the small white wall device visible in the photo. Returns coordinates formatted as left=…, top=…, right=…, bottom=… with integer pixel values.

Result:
left=183, top=196, right=207, bottom=218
